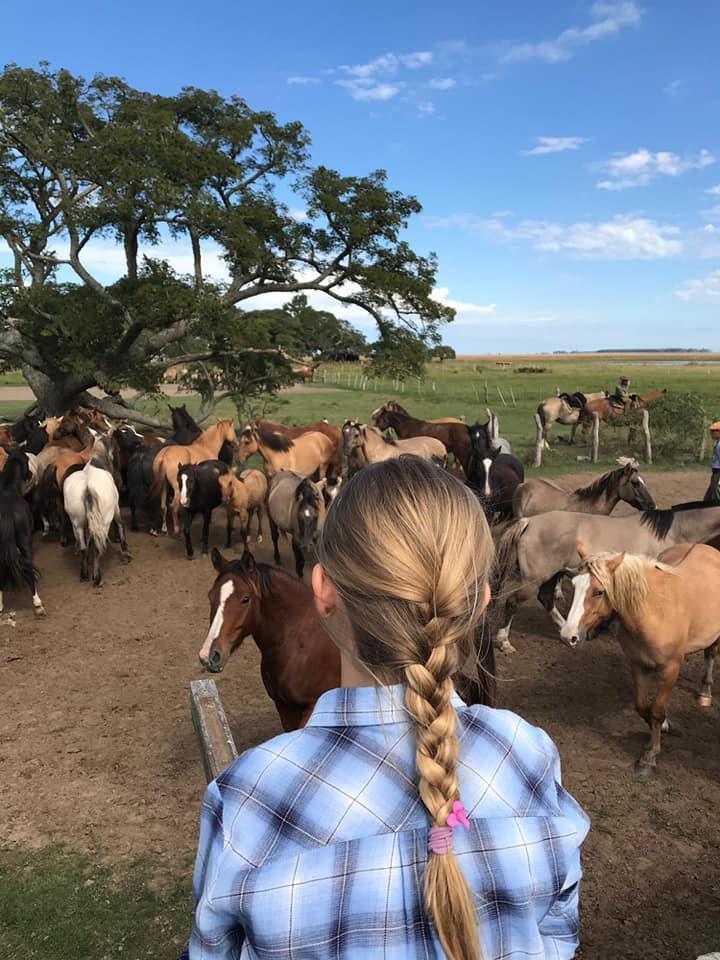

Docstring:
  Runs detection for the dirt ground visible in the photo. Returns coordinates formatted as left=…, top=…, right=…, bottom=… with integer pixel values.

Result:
left=1, top=469, right=718, bottom=959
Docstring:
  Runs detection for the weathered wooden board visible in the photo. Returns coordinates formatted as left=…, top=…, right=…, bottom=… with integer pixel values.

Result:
left=190, top=679, right=239, bottom=783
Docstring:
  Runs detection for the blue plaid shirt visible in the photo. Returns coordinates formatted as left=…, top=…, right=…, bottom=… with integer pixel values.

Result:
left=186, top=685, right=589, bottom=959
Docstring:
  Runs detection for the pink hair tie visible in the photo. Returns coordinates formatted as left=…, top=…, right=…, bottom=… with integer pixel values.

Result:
left=428, top=801, right=470, bottom=856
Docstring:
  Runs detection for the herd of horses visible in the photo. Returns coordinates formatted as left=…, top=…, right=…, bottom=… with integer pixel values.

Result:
left=2, top=391, right=717, bottom=779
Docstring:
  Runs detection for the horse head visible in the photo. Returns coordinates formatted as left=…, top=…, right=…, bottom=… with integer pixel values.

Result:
left=236, top=426, right=257, bottom=462
left=341, top=420, right=363, bottom=456
left=469, top=420, right=493, bottom=455
left=615, top=459, right=656, bottom=511
left=199, top=549, right=259, bottom=672
left=296, top=479, right=325, bottom=548
left=371, top=404, right=392, bottom=430
left=560, top=541, right=624, bottom=648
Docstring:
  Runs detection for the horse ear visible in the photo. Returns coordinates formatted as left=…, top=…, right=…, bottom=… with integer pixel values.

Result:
left=576, top=539, right=589, bottom=559
left=241, top=548, right=256, bottom=571
left=211, top=548, right=230, bottom=572
left=606, top=552, right=625, bottom=575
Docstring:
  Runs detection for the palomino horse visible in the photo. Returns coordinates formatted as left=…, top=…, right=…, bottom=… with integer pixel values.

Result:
left=0, top=450, right=45, bottom=617
left=561, top=541, right=720, bottom=778
left=380, top=400, right=465, bottom=425
left=581, top=388, right=666, bottom=425
left=237, top=426, right=339, bottom=489
left=513, top=459, right=655, bottom=518
left=493, top=502, right=720, bottom=653
left=152, top=420, right=237, bottom=535
left=257, top=419, right=342, bottom=479
left=342, top=421, right=447, bottom=466
left=536, top=391, right=607, bottom=447
left=198, top=548, right=340, bottom=730
left=267, top=470, right=326, bottom=578
left=218, top=469, right=268, bottom=549
left=371, top=403, right=471, bottom=470
left=63, top=434, right=130, bottom=586
left=198, top=549, right=497, bottom=731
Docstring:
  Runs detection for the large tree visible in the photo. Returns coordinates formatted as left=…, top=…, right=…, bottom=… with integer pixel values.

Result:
left=0, top=64, right=452, bottom=425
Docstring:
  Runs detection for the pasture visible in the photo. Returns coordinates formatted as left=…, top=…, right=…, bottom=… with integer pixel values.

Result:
left=1, top=355, right=719, bottom=960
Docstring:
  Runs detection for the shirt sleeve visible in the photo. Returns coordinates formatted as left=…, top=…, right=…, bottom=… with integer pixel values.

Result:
left=188, top=779, right=246, bottom=960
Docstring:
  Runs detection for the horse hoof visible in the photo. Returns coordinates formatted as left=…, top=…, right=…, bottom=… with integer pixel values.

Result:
left=34, top=606, right=46, bottom=618
left=149, top=529, right=159, bottom=538
left=256, top=536, right=263, bottom=544
left=497, top=641, right=516, bottom=655
left=186, top=554, right=194, bottom=561
left=93, top=579, right=103, bottom=588
left=634, top=760, right=656, bottom=781
left=697, top=693, right=713, bottom=708
left=121, top=553, right=132, bottom=564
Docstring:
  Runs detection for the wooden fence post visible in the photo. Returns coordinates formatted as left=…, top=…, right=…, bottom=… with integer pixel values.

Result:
left=591, top=413, right=600, bottom=463
left=509, top=387, right=517, bottom=408
left=190, top=679, right=238, bottom=783
left=699, top=418, right=710, bottom=462
left=533, top=413, right=544, bottom=467
left=496, top=386, right=507, bottom=407
left=484, top=381, right=489, bottom=403
left=641, top=409, right=652, bottom=464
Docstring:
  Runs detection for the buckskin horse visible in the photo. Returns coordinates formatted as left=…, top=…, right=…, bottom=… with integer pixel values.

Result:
left=513, top=459, right=656, bottom=518
left=561, top=541, right=720, bottom=779
left=198, top=549, right=497, bottom=731
left=342, top=422, right=447, bottom=467
left=237, top=426, right=339, bottom=491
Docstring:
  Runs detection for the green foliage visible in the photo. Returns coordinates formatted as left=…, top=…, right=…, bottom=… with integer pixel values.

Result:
left=368, top=325, right=429, bottom=380
left=642, top=391, right=707, bottom=461
left=0, top=63, right=449, bottom=414
left=429, top=344, right=456, bottom=362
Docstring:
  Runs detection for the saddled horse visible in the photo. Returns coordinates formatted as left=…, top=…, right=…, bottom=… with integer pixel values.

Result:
left=561, top=541, right=720, bottom=778
left=493, top=501, right=720, bottom=653
left=152, top=420, right=237, bottom=535
left=581, top=388, right=666, bottom=425
left=0, top=450, right=45, bottom=617
left=267, top=470, right=326, bottom=578
left=513, top=459, right=655, bottom=518
left=342, top=421, right=447, bottom=467
left=219, top=469, right=268, bottom=549
left=238, top=426, right=339, bottom=490
left=63, top=434, right=130, bottom=585
left=198, top=548, right=496, bottom=731
left=536, top=391, right=607, bottom=447
left=372, top=403, right=471, bottom=470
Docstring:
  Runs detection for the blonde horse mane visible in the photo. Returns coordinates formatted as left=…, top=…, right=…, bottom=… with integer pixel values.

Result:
left=588, top=552, right=675, bottom=619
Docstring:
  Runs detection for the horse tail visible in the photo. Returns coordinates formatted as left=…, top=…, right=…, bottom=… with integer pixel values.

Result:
left=84, top=486, right=109, bottom=554
left=0, top=507, right=27, bottom=589
left=493, top=518, right=529, bottom=596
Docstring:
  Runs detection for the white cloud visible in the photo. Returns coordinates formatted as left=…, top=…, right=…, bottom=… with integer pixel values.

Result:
left=706, top=184, right=720, bottom=196
left=676, top=269, right=720, bottom=302
left=335, top=50, right=432, bottom=103
left=418, top=101, right=436, bottom=116
left=701, top=204, right=720, bottom=222
left=504, top=1, right=642, bottom=64
left=596, top=148, right=715, bottom=190
left=428, top=77, right=456, bottom=90
left=337, top=81, right=402, bottom=102
left=525, top=136, right=588, bottom=155
left=431, top=287, right=496, bottom=315
left=428, top=212, right=683, bottom=260
left=286, top=76, right=320, bottom=85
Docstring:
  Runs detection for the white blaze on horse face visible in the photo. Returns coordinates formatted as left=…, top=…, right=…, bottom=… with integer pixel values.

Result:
left=199, top=580, right=235, bottom=662
left=561, top=574, right=590, bottom=643
left=180, top=473, right=189, bottom=507
left=482, top=458, right=492, bottom=498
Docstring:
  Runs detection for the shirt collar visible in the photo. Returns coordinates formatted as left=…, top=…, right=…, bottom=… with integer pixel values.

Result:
left=306, top=683, right=465, bottom=727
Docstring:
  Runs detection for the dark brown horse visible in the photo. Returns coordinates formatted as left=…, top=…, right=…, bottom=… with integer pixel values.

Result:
left=371, top=403, right=471, bottom=471
left=198, top=549, right=496, bottom=731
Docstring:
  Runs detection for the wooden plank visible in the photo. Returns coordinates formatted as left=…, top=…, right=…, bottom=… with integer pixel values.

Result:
left=190, top=679, right=239, bottom=783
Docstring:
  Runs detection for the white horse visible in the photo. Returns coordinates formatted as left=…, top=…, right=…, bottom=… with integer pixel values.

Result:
left=63, top=434, right=131, bottom=586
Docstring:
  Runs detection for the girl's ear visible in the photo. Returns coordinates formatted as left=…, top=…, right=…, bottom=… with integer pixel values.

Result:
left=312, top=563, right=340, bottom=619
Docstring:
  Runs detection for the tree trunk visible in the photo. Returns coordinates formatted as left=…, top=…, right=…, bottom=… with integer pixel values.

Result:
left=21, top=366, right=85, bottom=416
left=124, top=223, right=140, bottom=282
left=190, top=225, right=203, bottom=288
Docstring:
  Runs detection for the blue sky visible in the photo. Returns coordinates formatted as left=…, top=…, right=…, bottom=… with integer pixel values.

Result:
left=2, top=0, right=720, bottom=352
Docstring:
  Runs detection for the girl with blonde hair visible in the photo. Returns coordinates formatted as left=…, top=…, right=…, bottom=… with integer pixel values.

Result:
left=186, top=457, right=589, bottom=959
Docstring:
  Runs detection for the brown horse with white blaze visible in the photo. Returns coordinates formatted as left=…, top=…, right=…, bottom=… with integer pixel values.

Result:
left=561, top=541, right=720, bottom=778
left=198, top=548, right=340, bottom=731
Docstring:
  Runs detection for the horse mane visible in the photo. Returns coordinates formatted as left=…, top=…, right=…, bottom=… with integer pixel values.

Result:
left=640, top=500, right=717, bottom=538
left=589, top=553, right=675, bottom=619
left=256, top=428, right=294, bottom=452
left=574, top=467, right=621, bottom=501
